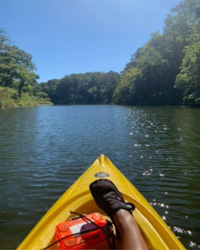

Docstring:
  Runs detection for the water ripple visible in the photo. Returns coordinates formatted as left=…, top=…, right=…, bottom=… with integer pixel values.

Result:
left=0, top=106, right=200, bottom=249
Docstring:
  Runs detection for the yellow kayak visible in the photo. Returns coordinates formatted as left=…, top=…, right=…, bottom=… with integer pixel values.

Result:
left=18, top=155, right=185, bottom=250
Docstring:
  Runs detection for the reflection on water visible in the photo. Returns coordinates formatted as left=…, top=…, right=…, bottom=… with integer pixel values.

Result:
left=0, top=105, right=200, bottom=249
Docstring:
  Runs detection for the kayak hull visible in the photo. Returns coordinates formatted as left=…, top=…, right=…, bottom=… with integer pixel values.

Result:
left=18, top=155, right=185, bottom=249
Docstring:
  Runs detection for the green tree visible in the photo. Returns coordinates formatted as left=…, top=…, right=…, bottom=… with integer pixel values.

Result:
left=163, top=0, right=200, bottom=76
left=115, top=0, right=200, bottom=106
left=0, top=29, right=39, bottom=98
left=114, top=41, right=176, bottom=105
left=40, top=79, right=59, bottom=103
left=175, top=24, right=200, bottom=106
left=113, top=67, right=142, bottom=105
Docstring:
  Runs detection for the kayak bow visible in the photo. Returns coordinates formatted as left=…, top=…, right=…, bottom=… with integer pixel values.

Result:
left=18, top=155, right=185, bottom=250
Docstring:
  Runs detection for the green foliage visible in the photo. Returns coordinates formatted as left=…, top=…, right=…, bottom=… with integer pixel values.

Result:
left=113, top=68, right=142, bottom=105
left=40, top=79, right=59, bottom=103
left=0, top=29, right=51, bottom=108
left=115, top=36, right=180, bottom=105
left=36, top=91, right=49, bottom=99
left=175, top=24, right=200, bottom=106
left=114, top=0, right=200, bottom=106
left=0, top=29, right=39, bottom=98
left=0, top=86, right=52, bottom=108
left=41, top=71, right=120, bottom=105
left=0, top=87, right=17, bottom=108
left=17, top=93, right=52, bottom=107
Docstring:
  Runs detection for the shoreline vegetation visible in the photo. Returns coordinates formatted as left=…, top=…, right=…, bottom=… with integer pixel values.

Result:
left=0, top=87, right=52, bottom=109
left=1, top=0, right=200, bottom=109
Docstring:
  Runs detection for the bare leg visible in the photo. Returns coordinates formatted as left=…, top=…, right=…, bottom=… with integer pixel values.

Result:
left=113, top=209, right=148, bottom=250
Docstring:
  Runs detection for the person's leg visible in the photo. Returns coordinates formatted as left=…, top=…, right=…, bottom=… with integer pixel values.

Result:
left=113, top=209, right=148, bottom=249
left=90, top=179, right=148, bottom=249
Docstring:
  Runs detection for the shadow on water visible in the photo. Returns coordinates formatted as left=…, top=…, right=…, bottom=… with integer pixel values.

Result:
left=0, top=105, right=200, bottom=248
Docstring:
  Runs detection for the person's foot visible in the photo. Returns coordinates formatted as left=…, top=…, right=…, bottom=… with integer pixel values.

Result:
left=89, top=179, right=135, bottom=220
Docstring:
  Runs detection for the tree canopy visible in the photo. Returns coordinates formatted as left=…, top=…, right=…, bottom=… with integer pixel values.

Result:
left=175, top=16, right=200, bottom=106
left=0, top=29, right=39, bottom=98
left=41, top=71, right=120, bottom=105
left=113, top=0, right=200, bottom=106
left=0, top=29, right=51, bottom=108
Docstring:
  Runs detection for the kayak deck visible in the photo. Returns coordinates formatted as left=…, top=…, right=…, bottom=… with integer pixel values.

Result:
left=18, top=155, right=185, bottom=250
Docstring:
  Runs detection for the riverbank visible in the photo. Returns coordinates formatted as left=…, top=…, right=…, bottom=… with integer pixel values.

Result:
left=0, top=87, right=52, bottom=109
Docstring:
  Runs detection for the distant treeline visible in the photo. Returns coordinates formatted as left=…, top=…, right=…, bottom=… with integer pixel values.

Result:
left=40, top=72, right=120, bottom=105
left=41, top=0, right=200, bottom=107
left=1, top=0, right=200, bottom=108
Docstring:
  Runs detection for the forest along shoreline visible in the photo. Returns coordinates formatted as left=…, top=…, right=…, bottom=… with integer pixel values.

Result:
left=1, top=0, right=200, bottom=109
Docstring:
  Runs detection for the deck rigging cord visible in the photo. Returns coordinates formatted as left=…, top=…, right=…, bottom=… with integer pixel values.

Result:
left=43, top=211, right=117, bottom=250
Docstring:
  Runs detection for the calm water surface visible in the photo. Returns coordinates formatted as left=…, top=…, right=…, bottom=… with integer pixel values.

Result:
left=0, top=105, right=200, bottom=249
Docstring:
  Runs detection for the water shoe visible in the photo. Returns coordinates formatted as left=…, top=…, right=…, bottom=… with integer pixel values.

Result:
left=89, top=179, right=135, bottom=220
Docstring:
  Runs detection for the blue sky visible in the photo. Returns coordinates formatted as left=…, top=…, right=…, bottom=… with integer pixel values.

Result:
left=0, top=0, right=181, bottom=82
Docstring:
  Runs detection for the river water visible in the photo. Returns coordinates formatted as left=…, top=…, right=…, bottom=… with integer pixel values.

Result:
left=0, top=105, right=199, bottom=249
